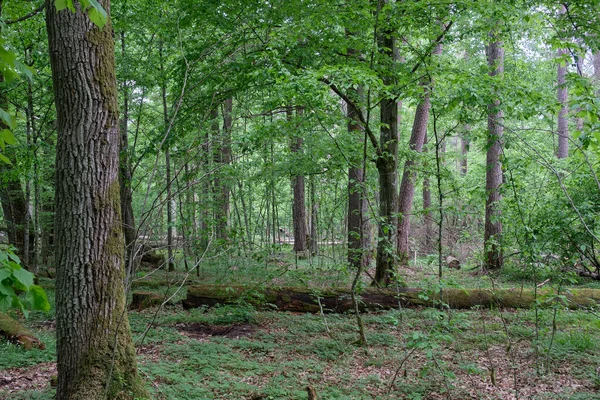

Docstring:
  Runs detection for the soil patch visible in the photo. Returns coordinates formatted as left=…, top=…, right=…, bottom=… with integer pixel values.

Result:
left=176, top=323, right=255, bottom=340
left=0, top=362, right=55, bottom=396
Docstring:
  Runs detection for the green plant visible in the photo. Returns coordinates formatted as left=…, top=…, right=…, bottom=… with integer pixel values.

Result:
left=0, top=247, right=50, bottom=316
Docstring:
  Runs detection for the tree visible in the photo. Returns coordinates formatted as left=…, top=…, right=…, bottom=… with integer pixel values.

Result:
left=396, top=40, right=443, bottom=266
left=45, top=1, right=145, bottom=398
left=289, top=106, right=308, bottom=254
left=484, top=33, right=504, bottom=270
left=556, top=5, right=569, bottom=159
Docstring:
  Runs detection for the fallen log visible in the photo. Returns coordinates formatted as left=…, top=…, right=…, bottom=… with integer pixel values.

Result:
left=129, top=291, right=164, bottom=311
left=0, top=312, right=45, bottom=350
left=183, top=284, right=600, bottom=312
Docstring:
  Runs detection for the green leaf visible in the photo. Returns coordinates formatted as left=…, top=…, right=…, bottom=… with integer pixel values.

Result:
left=7, top=251, right=20, bottom=264
left=0, top=154, right=11, bottom=165
left=0, top=282, right=16, bottom=297
left=0, top=269, right=11, bottom=283
left=0, top=129, right=16, bottom=145
left=80, top=0, right=108, bottom=28
left=12, top=267, right=34, bottom=290
left=27, top=285, right=50, bottom=312
left=0, top=109, right=16, bottom=130
left=54, top=0, right=75, bottom=12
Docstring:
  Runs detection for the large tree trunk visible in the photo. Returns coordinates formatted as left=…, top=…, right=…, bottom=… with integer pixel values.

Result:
left=373, top=1, right=399, bottom=285
left=484, top=36, right=504, bottom=270
left=46, top=3, right=145, bottom=398
left=289, top=107, right=308, bottom=254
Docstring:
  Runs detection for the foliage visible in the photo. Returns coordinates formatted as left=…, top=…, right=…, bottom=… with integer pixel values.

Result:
left=0, top=247, right=50, bottom=317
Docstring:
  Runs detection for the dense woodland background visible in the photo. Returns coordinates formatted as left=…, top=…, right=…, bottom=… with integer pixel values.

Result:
left=2, top=0, right=600, bottom=399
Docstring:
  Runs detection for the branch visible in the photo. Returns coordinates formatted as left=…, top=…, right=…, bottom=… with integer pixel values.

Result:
left=4, top=3, right=45, bottom=25
left=320, top=77, right=381, bottom=156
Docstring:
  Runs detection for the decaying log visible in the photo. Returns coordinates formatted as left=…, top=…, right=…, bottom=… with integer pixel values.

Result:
left=183, top=284, right=600, bottom=312
left=578, top=270, right=600, bottom=280
left=0, top=312, right=45, bottom=350
left=129, top=291, right=164, bottom=311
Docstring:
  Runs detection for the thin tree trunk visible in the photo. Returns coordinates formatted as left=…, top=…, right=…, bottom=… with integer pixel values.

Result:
left=119, top=31, right=138, bottom=280
left=422, top=133, right=434, bottom=253
left=308, top=175, right=319, bottom=256
left=289, top=107, right=308, bottom=253
left=213, top=97, right=232, bottom=241
left=460, top=125, right=469, bottom=175
left=347, top=84, right=366, bottom=268
left=484, top=35, right=504, bottom=270
left=46, top=2, right=145, bottom=397
left=557, top=47, right=568, bottom=159
left=160, top=42, right=175, bottom=271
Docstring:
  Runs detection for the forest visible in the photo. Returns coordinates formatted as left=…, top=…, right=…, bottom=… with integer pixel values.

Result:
left=1, top=0, right=600, bottom=399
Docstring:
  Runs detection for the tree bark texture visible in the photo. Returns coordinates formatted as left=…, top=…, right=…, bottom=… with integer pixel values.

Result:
left=184, top=284, right=600, bottom=312
left=556, top=47, right=568, bottom=159
left=484, top=37, right=504, bottom=270
left=46, top=3, right=145, bottom=399
left=460, top=125, right=469, bottom=175
left=289, top=107, right=308, bottom=253
left=374, top=3, right=399, bottom=285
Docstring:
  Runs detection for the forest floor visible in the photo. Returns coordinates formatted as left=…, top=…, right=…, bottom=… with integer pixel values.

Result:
left=1, top=251, right=600, bottom=399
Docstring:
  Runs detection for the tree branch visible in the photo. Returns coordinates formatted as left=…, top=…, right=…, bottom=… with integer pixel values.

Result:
left=4, top=3, right=45, bottom=25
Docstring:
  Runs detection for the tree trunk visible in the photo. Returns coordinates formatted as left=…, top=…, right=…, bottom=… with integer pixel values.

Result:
left=159, top=42, right=175, bottom=272
left=373, top=1, right=399, bottom=285
left=119, top=31, right=138, bottom=281
left=422, top=134, right=434, bottom=253
left=397, top=40, right=443, bottom=265
left=289, top=107, right=308, bottom=254
left=396, top=90, right=431, bottom=265
left=556, top=47, right=569, bottom=159
left=46, top=3, right=145, bottom=398
left=309, top=175, right=318, bottom=256
left=346, top=86, right=367, bottom=268
left=184, top=284, right=600, bottom=311
left=459, top=125, right=469, bottom=175
left=484, top=36, right=504, bottom=270
left=213, top=97, right=233, bottom=242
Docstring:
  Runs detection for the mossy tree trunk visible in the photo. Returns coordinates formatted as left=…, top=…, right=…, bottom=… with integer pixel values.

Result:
left=374, top=0, right=399, bottom=286
left=46, top=2, right=145, bottom=399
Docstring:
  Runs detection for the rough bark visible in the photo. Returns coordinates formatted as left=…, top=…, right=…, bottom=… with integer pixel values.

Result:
left=309, top=176, right=318, bottom=256
left=484, top=36, right=504, bottom=270
left=184, top=284, right=600, bottom=311
left=374, top=1, right=399, bottom=285
left=46, top=3, right=145, bottom=398
left=289, top=107, right=308, bottom=254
